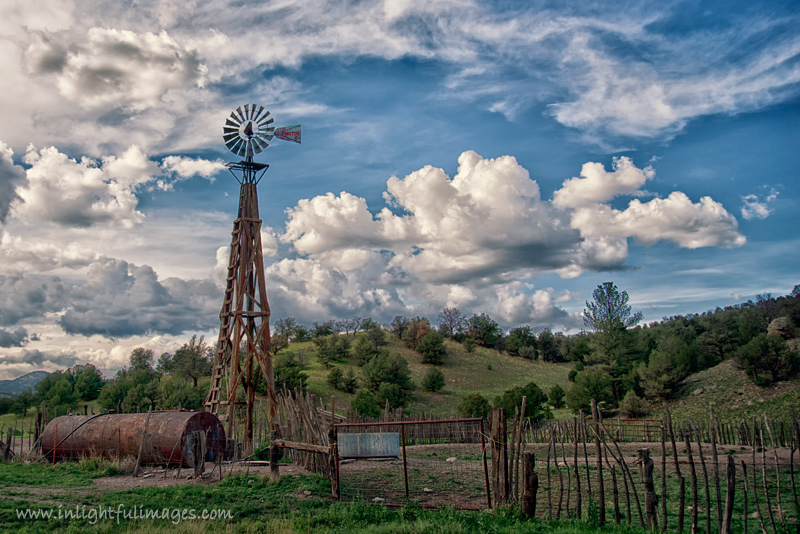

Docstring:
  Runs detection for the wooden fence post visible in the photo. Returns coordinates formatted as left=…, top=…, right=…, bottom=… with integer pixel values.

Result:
left=639, top=448, right=658, bottom=530
left=711, top=408, right=722, bottom=534
left=666, top=406, right=685, bottom=533
left=573, top=417, right=582, bottom=520
left=721, top=455, right=735, bottom=534
left=491, top=408, right=509, bottom=504
left=591, top=399, right=605, bottom=526
left=521, top=452, right=538, bottom=518
left=741, top=461, right=749, bottom=534
left=686, top=435, right=699, bottom=534
left=661, top=423, right=668, bottom=533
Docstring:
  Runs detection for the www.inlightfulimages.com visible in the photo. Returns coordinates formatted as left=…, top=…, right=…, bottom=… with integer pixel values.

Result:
left=16, top=504, right=233, bottom=525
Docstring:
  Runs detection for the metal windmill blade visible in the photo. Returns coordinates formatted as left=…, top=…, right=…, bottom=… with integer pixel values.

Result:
left=223, top=104, right=302, bottom=159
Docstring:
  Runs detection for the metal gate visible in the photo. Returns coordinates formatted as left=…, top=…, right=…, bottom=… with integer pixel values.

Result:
left=334, top=418, right=490, bottom=510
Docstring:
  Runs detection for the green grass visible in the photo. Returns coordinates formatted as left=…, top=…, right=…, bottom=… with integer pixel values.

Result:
left=650, top=359, right=800, bottom=424
left=0, top=457, right=121, bottom=488
left=0, top=460, right=658, bottom=534
left=292, top=335, right=572, bottom=418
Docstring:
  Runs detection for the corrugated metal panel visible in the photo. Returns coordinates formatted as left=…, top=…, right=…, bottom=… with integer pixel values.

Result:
left=338, top=432, right=400, bottom=458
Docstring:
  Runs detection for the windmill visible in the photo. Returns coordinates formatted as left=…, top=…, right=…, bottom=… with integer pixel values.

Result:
left=205, top=104, right=300, bottom=451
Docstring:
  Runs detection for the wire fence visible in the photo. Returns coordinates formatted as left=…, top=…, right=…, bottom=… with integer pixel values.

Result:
left=335, top=418, right=490, bottom=509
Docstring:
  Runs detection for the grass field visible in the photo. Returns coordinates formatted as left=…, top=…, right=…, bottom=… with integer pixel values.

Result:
left=0, top=459, right=659, bottom=534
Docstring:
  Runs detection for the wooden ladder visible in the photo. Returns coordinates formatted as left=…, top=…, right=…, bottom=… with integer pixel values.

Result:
left=204, top=210, right=244, bottom=415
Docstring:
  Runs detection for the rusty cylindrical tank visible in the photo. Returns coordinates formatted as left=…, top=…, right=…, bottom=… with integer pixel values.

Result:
left=40, top=411, right=226, bottom=467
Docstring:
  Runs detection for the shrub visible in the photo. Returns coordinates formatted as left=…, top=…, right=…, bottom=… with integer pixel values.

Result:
left=402, top=317, right=432, bottom=350
left=618, top=390, right=648, bottom=418
left=353, top=336, right=378, bottom=366
left=494, top=381, right=551, bottom=422
left=376, top=382, right=409, bottom=409
left=458, top=392, right=491, bottom=419
left=568, top=361, right=584, bottom=383
left=314, top=335, right=351, bottom=368
left=417, top=332, right=447, bottom=364
left=737, top=333, right=800, bottom=386
left=327, top=368, right=344, bottom=389
left=362, top=351, right=414, bottom=407
left=422, top=368, right=445, bottom=392
left=463, top=337, right=476, bottom=353
left=566, top=367, right=614, bottom=414
left=259, top=352, right=307, bottom=393
left=340, top=368, right=358, bottom=393
left=351, top=390, right=380, bottom=418
left=548, top=384, right=566, bottom=409
left=505, top=326, right=537, bottom=357
left=639, top=333, right=690, bottom=400
left=519, top=345, right=538, bottom=360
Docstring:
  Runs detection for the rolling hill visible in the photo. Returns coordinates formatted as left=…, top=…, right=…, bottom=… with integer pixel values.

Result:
left=0, top=371, right=49, bottom=398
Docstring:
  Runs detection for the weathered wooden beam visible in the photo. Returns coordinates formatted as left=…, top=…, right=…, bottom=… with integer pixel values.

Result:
left=272, top=439, right=331, bottom=455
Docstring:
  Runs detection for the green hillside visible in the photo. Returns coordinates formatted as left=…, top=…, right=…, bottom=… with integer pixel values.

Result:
left=651, top=358, right=800, bottom=424
left=288, top=334, right=572, bottom=418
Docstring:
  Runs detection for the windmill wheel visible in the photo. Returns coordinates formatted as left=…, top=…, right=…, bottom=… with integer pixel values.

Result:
left=222, top=104, right=275, bottom=157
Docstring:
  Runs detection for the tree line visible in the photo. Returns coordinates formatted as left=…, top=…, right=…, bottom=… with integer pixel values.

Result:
left=3, top=284, right=796, bottom=422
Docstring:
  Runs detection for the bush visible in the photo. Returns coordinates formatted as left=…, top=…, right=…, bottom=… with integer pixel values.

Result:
left=157, top=375, right=204, bottom=410
left=505, top=326, right=537, bottom=357
left=639, top=334, right=690, bottom=400
left=327, top=367, right=358, bottom=393
left=351, top=390, right=380, bottom=418
left=327, top=368, right=344, bottom=389
left=340, top=368, right=358, bottom=393
left=566, top=367, right=614, bottom=414
left=402, top=317, right=432, bottom=350
left=314, top=335, right=351, bottom=368
left=422, top=368, right=445, bottom=392
left=568, top=361, right=584, bottom=383
left=273, top=352, right=307, bottom=391
left=494, top=381, right=551, bottom=422
left=354, top=335, right=379, bottom=366
left=458, top=393, right=491, bottom=419
left=463, top=337, right=476, bottom=353
left=363, top=351, right=412, bottom=389
left=618, top=390, right=648, bottom=418
left=376, top=382, right=409, bottom=409
left=519, top=345, right=538, bottom=360
left=417, top=332, right=447, bottom=364
left=738, top=333, right=800, bottom=386
left=548, top=384, right=566, bottom=409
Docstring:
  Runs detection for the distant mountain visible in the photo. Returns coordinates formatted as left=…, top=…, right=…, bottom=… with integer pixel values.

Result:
left=0, top=371, right=49, bottom=398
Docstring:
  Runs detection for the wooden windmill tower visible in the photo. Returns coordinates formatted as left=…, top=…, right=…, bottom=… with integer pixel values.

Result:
left=205, top=104, right=300, bottom=450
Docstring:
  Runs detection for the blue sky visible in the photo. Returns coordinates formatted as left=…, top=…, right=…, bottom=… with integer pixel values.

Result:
left=0, top=0, right=797, bottom=378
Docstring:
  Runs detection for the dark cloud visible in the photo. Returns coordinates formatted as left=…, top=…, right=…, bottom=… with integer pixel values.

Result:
left=0, top=275, right=68, bottom=326
left=57, top=259, right=221, bottom=337
left=0, top=144, right=25, bottom=224
left=1, top=348, right=79, bottom=367
left=0, top=327, right=29, bottom=347
left=0, top=258, right=221, bottom=338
